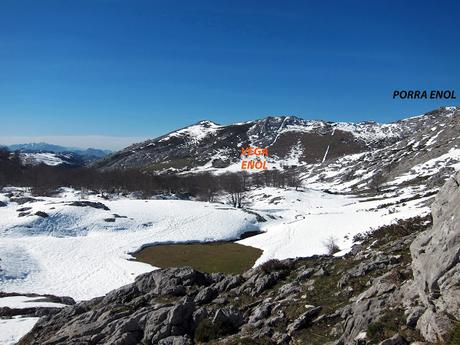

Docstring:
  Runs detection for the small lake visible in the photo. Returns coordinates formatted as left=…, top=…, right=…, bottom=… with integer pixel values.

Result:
left=133, top=242, right=262, bottom=274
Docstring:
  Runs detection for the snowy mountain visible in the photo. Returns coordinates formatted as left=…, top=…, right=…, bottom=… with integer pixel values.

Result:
left=5, top=143, right=112, bottom=166
left=95, top=115, right=407, bottom=171
left=8, top=143, right=111, bottom=157
left=8, top=143, right=72, bottom=153
left=95, top=107, right=460, bottom=191
left=302, top=106, right=460, bottom=193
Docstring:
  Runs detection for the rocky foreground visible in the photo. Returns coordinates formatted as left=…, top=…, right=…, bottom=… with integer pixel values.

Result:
left=16, top=172, right=460, bottom=345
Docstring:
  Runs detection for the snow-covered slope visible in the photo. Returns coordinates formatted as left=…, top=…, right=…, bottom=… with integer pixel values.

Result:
left=0, top=295, right=68, bottom=345
left=237, top=186, right=431, bottom=264
left=19, top=152, right=70, bottom=166
left=302, top=107, right=460, bottom=193
left=0, top=316, right=39, bottom=345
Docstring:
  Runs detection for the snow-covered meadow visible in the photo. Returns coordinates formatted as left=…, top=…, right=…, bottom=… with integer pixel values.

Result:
left=0, top=183, right=436, bottom=344
left=0, top=190, right=259, bottom=300
left=0, top=184, right=432, bottom=303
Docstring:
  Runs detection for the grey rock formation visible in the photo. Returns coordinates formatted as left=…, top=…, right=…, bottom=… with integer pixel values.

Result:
left=212, top=306, right=244, bottom=330
left=193, top=286, right=217, bottom=305
left=410, top=171, right=460, bottom=342
left=286, top=306, right=321, bottom=335
left=378, top=334, right=408, bottom=345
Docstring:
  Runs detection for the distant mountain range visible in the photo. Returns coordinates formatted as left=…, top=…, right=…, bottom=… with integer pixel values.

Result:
left=7, top=143, right=111, bottom=157
left=3, top=143, right=112, bottom=167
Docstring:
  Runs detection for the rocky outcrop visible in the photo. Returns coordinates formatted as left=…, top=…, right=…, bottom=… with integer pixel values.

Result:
left=0, top=292, right=75, bottom=318
left=67, top=201, right=110, bottom=210
left=334, top=171, right=460, bottom=345
left=409, top=170, right=460, bottom=342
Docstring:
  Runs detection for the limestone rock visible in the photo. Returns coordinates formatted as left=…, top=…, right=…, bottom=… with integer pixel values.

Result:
left=409, top=171, right=460, bottom=341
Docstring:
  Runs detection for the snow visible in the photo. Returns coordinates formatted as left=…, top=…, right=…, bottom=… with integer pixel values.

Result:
left=20, top=153, right=66, bottom=166
left=386, top=148, right=460, bottom=185
left=425, top=129, right=444, bottom=146
left=0, top=295, right=67, bottom=309
left=0, top=193, right=258, bottom=300
left=158, top=121, right=220, bottom=144
left=0, top=316, right=39, bottom=345
left=0, top=183, right=433, bottom=305
left=322, top=145, right=330, bottom=163
left=237, top=187, right=431, bottom=264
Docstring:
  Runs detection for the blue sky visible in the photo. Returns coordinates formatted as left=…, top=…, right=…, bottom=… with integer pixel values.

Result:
left=1, top=0, right=459, bottom=149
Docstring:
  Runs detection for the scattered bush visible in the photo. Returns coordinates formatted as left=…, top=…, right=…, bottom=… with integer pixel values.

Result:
left=194, top=319, right=220, bottom=342
left=260, top=259, right=290, bottom=274
left=367, top=321, right=385, bottom=339
left=194, top=318, right=235, bottom=342
left=447, top=322, right=460, bottom=345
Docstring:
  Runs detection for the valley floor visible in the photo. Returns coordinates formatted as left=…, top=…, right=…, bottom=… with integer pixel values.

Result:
left=0, top=184, right=434, bottom=343
left=0, top=185, right=432, bottom=301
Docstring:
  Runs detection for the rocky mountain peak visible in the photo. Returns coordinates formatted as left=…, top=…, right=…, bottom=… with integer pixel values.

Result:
left=94, top=107, right=460, bottom=189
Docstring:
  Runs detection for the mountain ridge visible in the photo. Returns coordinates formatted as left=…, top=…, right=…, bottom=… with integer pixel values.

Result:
left=94, top=107, right=459, bottom=176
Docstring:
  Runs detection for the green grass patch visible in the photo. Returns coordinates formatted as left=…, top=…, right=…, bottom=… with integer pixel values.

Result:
left=367, top=308, right=405, bottom=343
left=447, top=322, right=460, bottom=345
left=134, top=242, right=262, bottom=274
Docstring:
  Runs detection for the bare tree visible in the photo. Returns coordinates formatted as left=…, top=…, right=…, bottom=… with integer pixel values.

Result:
left=286, top=168, right=302, bottom=190
left=323, top=235, right=340, bottom=255
left=220, top=173, right=246, bottom=208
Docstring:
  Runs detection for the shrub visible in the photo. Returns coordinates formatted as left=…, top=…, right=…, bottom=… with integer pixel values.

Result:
left=260, top=259, right=289, bottom=274
left=194, top=319, right=220, bottom=342
left=194, top=318, right=236, bottom=342
left=447, top=322, right=460, bottom=345
left=367, top=321, right=385, bottom=339
left=323, top=236, right=340, bottom=255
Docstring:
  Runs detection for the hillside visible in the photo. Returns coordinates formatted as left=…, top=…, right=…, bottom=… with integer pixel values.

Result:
left=95, top=107, right=459, bottom=180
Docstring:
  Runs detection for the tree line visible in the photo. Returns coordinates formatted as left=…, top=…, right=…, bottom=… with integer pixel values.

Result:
left=0, top=147, right=302, bottom=207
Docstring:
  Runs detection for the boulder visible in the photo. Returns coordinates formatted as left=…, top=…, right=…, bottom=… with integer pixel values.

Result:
left=248, top=303, right=272, bottom=324
left=378, top=334, right=408, bottom=345
left=194, top=286, right=217, bottom=305
left=212, top=306, right=243, bottom=331
left=296, top=267, right=315, bottom=281
left=68, top=201, right=110, bottom=210
left=405, top=306, right=425, bottom=328
left=158, top=336, right=193, bottom=345
left=135, top=267, right=209, bottom=296
left=211, top=158, right=230, bottom=168
left=286, top=306, right=321, bottom=335
left=214, top=275, right=243, bottom=292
